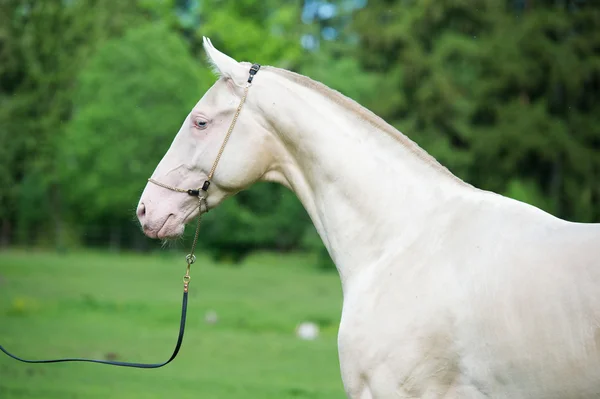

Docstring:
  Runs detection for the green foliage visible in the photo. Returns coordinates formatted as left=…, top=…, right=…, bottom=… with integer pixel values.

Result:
left=298, top=40, right=383, bottom=108
left=187, top=0, right=305, bottom=68
left=60, top=23, right=211, bottom=227
left=1, top=0, right=598, bottom=261
left=0, top=0, right=153, bottom=245
left=200, top=183, right=312, bottom=262
left=353, top=0, right=600, bottom=222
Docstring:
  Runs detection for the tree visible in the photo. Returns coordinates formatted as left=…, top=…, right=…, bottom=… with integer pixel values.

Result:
left=59, top=23, right=213, bottom=249
left=352, top=0, right=600, bottom=223
left=0, top=0, right=153, bottom=247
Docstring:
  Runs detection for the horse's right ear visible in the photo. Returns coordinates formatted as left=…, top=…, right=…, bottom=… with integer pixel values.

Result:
left=202, top=37, right=246, bottom=87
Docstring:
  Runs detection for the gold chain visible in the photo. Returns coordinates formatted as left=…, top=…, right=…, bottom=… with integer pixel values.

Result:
left=182, top=204, right=202, bottom=293
left=147, top=179, right=189, bottom=193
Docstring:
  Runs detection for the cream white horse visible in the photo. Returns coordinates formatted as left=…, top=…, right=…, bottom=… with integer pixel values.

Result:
left=137, top=38, right=600, bottom=398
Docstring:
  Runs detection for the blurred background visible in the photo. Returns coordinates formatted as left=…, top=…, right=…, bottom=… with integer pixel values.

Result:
left=0, top=1, right=598, bottom=398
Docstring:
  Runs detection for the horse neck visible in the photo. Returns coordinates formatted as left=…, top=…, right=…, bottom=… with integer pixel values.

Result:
left=257, top=70, right=473, bottom=288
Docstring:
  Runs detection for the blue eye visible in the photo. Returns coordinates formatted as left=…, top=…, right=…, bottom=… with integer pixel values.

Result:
left=195, top=119, right=208, bottom=129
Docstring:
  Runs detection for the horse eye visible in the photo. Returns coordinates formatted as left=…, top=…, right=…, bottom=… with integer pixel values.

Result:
left=194, top=119, right=208, bottom=129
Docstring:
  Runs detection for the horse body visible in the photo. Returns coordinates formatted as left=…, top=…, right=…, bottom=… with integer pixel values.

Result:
left=137, top=39, right=600, bottom=398
left=337, top=192, right=600, bottom=398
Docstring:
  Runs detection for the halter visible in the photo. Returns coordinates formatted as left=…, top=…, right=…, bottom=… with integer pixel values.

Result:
left=0, top=63, right=261, bottom=368
left=148, top=62, right=261, bottom=214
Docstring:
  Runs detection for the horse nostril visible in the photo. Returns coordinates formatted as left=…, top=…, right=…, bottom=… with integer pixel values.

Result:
left=137, top=203, right=146, bottom=219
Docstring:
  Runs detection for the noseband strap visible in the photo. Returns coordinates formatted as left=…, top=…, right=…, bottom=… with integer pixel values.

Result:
left=145, top=179, right=209, bottom=214
left=0, top=63, right=261, bottom=369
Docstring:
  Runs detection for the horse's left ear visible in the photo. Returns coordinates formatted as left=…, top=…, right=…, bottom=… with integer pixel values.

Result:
left=202, top=37, right=247, bottom=87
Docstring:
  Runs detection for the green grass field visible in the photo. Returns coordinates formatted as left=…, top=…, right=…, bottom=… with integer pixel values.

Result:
left=0, top=249, right=346, bottom=398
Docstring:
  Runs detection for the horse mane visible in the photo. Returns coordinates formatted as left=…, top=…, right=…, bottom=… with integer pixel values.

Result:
left=264, top=66, right=468, bottom=186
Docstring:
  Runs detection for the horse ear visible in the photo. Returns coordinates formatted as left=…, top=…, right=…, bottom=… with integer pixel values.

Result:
left=202, top=37, right=246, bottom=86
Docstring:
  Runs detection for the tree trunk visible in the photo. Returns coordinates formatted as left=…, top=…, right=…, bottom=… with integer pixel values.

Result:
left=0, top=218, right=11, bottom=248
left=50, top=184, right=66, bottom=253
left=109, top=224, right=122, bottom=252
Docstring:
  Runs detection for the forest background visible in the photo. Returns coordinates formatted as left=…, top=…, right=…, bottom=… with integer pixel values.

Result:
left=1, top=0, right=598, bottom=268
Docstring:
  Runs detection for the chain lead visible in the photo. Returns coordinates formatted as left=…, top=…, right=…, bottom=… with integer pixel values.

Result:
left=182, top=196, right=205, bottom=290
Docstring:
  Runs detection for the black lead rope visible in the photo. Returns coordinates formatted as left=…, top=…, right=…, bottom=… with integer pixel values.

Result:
left=0, top=290, right=188, bottom=368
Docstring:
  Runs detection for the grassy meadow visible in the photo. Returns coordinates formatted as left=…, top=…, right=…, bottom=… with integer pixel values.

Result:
left=0, top=249, right=346, bottom=398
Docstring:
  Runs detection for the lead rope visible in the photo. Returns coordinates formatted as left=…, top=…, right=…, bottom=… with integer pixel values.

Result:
left=0, top=63, right=261, bottom=369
